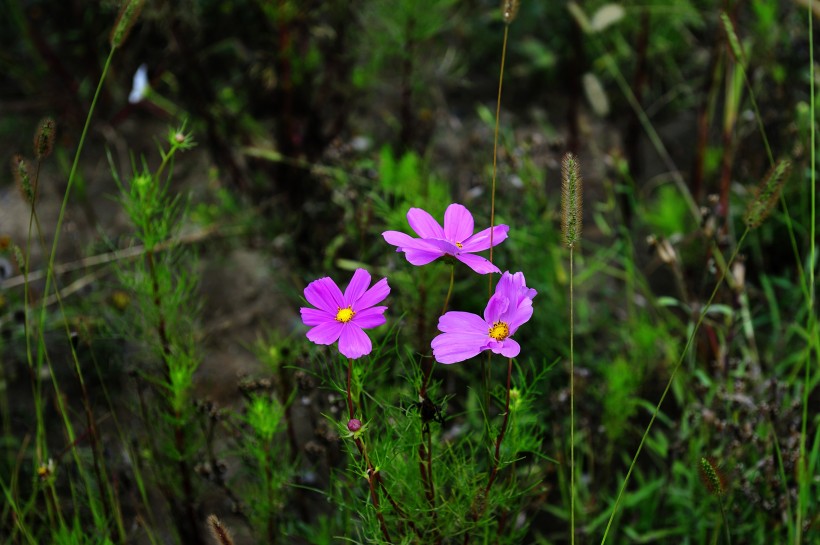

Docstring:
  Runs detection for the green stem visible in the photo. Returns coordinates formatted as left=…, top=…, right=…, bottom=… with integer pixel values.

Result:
left=718, top=496, right=732, bottom=545
left=570, top=247, right=576, bottom=545
left=797, top=2, right=816, bottom=543
left=487, top=23, right=508, bottom=289
left=39, top=47, right=117, bottom=340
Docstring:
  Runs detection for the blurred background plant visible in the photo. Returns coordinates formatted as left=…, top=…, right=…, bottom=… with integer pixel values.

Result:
left=0, top=0, right=817, bottom=544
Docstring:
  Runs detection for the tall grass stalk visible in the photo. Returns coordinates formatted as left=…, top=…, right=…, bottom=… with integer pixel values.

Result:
left=561, top=153, right=582, bottom=545
left=797, top=1, right=816, bottom=542
left=483, top=0, right=512, bottom=456
left=17, top=41, right=121, bottom=541
left=600, top=229, right=750, bottom=545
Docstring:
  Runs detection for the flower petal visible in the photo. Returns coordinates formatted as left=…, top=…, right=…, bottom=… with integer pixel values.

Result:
left=443, top=204, right=474, bottom=243
left=355, top=277, right=390, bottom=310
left=407, top=208, right=445, bottom=239
left=304, top=277, right=345, bottom=313
left=494, top=271, right=537, bottom=305
left=491, top=337, right=520, bottom=358
left=338, top=323, right=373, bottom=359
left=382, top=231, right=440, bottom=251
left=353, top=306, right=388, bottom=329
left=461, top=225, right=509, bottom=252
left=403, top=247, right=445, bottom=266
left=300, top=307, right=334, bottom=326
left=423, top=238, right=462, bottom=256
left=344, top=269, right=371, bottom=306
left=437, top=311, right=488, bottom=334
left=455, top=253, right=501, bottom=275
left=506, top=299, right=534, bottom=334
left=483, top=293, right=510, bottom=324
left=306, top=320, right=344, bottom=345
left=432, top=331, right=487, bottom=364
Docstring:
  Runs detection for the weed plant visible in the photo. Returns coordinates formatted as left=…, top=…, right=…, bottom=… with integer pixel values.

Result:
left=0, top=1, right=818, bottom=545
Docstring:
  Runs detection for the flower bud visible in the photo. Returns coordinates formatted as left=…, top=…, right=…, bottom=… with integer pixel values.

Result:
left=347, top=418, right=362, bottom=433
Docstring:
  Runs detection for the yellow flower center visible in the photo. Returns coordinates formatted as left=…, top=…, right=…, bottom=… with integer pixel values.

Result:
left=336, top=307, right=355, bottom=323
left=488, top=321, right=510, bottom=341
left=455, top=242, right=463, bottom=249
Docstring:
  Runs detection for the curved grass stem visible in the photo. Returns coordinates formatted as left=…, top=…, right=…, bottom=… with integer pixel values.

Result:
left=600, top=229, right=750, bottom=545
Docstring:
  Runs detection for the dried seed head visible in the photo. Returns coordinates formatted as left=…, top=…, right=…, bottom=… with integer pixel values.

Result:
left=699, top=457, right=728, bottom=497
left=501, top=0, right=520, bottom=24
left=561, top=152, right=583, bottom=249
left=110, top=0, right=145, bottom=49
left=744, top=160, right=790, bottom=228
left=206, top=514, right=235, bottom=545
left=655, top=237, right=678, bottom=266
left=33, top=117, right=56, bottom=160
left=11, top=154, right=34, bottom=204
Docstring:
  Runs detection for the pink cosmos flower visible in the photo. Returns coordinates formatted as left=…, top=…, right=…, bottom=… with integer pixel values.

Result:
left=431, top=271, right=536, bottom=364
left=300, top=269, right=390, bottom=359
left=382, top=203, right=509, bottom=274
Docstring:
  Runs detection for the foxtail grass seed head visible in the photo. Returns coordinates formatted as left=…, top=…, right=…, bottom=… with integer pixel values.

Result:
left=744, top=159, right=790, bottom=228
left=12, top=244, right=26, bottom=275
left=699, top=457, right=727, bottom=497
left=11, top=154, right=34, bottom=203
left=561, top=152, right=583, bottom=249
left=207, top=515, right=235, bottom=545
left=110, top=0, right=145, bottom=49
left=33, top=117, right=56, bottom=160
left=501, top=0, right=520, bottom=24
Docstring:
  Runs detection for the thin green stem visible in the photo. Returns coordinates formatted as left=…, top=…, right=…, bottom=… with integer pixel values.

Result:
left=441, top=264, right=455, bottom=317
left=39, top=47, right=116, bottom=340
left=488, top=24, right=508, bottom=290
left=600, top=229, right=750, bottom=545
left=570, top=248, right=576, bottom=545
left=483, top=23, right=510, bottom=426
left=718, top=496, right=732, bottom=545
left=797, top=2, right=816, bottom=542
left=347, top=358, right=355, bottom=420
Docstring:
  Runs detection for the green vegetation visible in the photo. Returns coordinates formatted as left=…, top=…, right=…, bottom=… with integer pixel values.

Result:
left=0, top=1, right=816, bottom=544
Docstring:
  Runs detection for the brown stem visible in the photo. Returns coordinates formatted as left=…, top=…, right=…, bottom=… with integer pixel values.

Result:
left=345, top=359, right=393, bottom=542
left=485, top=358, right=514, bottom=493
